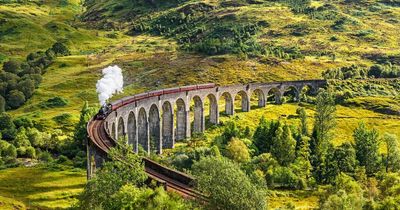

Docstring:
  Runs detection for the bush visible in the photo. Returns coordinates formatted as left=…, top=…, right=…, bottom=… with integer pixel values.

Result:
left=226, top=138, right=251, bottom=163
left=269, top=166, right=300, bottom=189
left=53, top=113, right=72, bottom=124
left=2, top=60, right=22, bottom=74
left=17, top=146, right=26, bottom=157
left=0, top=140, right=17, bottom=159
left=56, top=155, right=69, bottom=164
left=40, top=96, right=68, bottom=108
left=51, top=42, right=70, bottom=56
left=13, top=117, right=34, bottom=129
left=17, top=79, right=35, bottom=98
left=6, top=90, right=26, bottom=109
left=25, top=146, right=36, bottom=158
left=39, top=151, right=54, bottom=162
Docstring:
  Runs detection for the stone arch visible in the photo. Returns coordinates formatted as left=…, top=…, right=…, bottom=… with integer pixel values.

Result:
left=251, top=89, right=266, bottom=108
left=283, top=86, right=299, bottom=102
left=219, top=92, right=234, bottom=115
left=206, top=94, right=218, bottom=125
left=111, top=122, right=116, bottom=140
left=235, top=90, right=250, bottom=112
left=267, top=87, right=281, bottom=104
left=175, top=98, right=187, bottom=141
left=191, top=96, right=204, bottom=134
left=127, top=111, right=136, bottom=152
left=300, top=84, right=316, bottom=102
left=138, top=108, right=148, bottom=153
left=162, top=101, right=174, bottom=149
left=149, top=104, right=161, bottom=154
left=117, top=117, right=125, bottom=141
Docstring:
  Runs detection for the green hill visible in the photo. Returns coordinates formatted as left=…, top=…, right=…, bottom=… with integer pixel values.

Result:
left=0, top=0, right=400, bottom=209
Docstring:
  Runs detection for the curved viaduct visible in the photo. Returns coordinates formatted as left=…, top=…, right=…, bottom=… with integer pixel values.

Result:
left=87, top=79, right=326, bottom=198
left=103, top=80, right=325, bottom=155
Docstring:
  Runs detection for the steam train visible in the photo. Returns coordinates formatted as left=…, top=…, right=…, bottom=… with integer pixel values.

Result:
left=96, top=83, right=216, bottom=120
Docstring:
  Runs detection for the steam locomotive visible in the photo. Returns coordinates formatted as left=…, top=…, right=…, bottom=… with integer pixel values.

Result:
left=95, top=83, right=216, bottom=120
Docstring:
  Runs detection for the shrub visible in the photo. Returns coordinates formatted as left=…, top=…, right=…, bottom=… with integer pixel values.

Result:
left=40, top=96, right=68, bottom=108
left=17, top=146, right=26, bottom=157
left=226, top=138, right=251, bottom=163
left=56, top=155, right=69, bottom=164
left=0, top=140, right=17, bottom=159
left=17, top=78, right=35, bottom=98
left=13, top=117, right=34, bottom=129
left=25, top=146, right=36, bottom=158
left=51, top=42, right=70, bottom=56
left=39, top=151, right=54, bottom=162
left=53, top=113, right=72, bottom=124
left=269, top=166, right=300, bottom=189
left=2, top=60, right=22, bottom=74
left=6, top=90, right=26, bottom=109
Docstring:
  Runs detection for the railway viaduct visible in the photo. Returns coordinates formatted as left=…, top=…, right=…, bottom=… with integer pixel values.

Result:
left=101, top=80, right=327, bottom=155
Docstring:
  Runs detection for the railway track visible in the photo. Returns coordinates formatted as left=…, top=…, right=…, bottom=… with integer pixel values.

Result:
left=87, top=119, right=206, bottom=201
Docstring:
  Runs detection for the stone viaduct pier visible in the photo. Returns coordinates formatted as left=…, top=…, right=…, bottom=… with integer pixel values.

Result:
left=102, top=80, right=326, bottom=154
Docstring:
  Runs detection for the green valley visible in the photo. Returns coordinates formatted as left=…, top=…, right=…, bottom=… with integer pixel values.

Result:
left=0, top=0, right=399, bottom=209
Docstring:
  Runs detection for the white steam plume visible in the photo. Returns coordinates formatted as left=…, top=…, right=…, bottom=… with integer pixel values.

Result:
left=96, top=65, right=124, bottom=105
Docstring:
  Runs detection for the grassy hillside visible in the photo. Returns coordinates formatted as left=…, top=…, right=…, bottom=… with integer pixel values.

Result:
left=3, top=0, right=399, bottom=129
left=0, top=166, right=85, bottom=209
left=83, top=0, right=400, bottom=64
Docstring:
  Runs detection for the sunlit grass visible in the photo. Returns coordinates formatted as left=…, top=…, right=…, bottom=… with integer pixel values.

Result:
left=0, top=166, right=86, bottom=209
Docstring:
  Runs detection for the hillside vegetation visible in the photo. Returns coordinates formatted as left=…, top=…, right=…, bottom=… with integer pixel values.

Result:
left=0, top=0, right=399, bottom=209
left=83, top=0, right=400, bottom=66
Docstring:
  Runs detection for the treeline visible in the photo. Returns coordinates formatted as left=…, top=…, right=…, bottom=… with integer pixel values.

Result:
left=323, top=64, right=400, bottom=80
left=0, top=42, right=70, bottom=111
left=0, top=102, right=95, bottom=169
left=166, top=89, right=400, bottom=209
left=129, top=2, right=305, bottom=59
left=77, top=141, right=197, bottom=210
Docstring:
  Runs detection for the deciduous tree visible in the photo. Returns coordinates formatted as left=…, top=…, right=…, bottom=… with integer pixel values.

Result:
left=226, top=138, right=250, bottom=163
left=311, top=89, right=336, bottom=183
left=354, top=123, right=381, bottom=176
left=383, top=133, right=400, bottom=173
left=271, top=124, right=296, bottom=166
left=192, top=156, right=267, bottom=210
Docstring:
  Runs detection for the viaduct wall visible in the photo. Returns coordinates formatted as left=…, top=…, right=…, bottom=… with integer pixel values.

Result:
left=103, top=80, right=326, bottom=154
